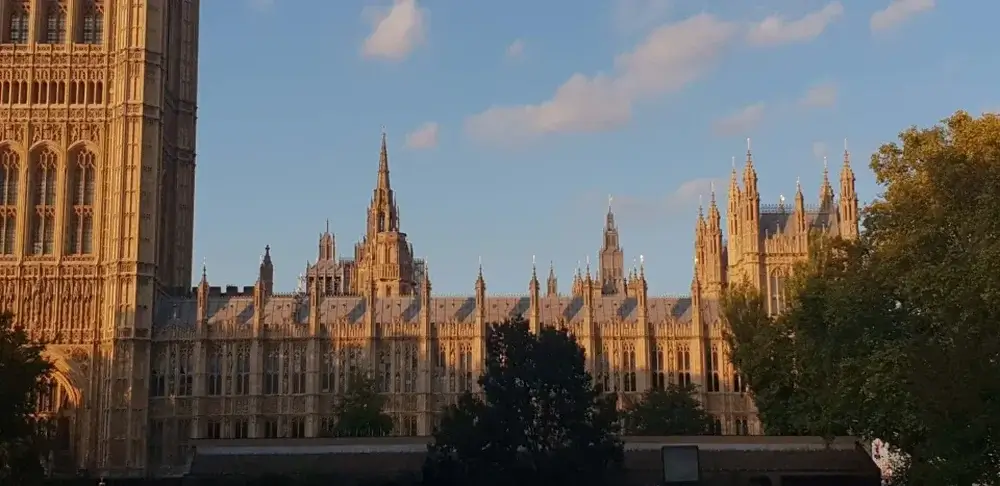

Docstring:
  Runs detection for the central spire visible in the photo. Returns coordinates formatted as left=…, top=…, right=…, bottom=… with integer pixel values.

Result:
left=377, top=126, right=391, bottom=190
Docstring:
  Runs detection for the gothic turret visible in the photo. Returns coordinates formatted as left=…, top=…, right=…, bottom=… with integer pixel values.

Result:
left=546, top=261, right=558, bottom=297
left=819, top=157, right=835, bottom=211
left=258, top=245, right=274, bottom=296
left=839, top=142, right=859, bottom=240
left=358, top=130, right=417, bottom=297
left=599, top=196, right=626, bottom=295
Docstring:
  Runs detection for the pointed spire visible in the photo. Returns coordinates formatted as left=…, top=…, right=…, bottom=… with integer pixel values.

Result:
left=200, top=257, right=208, bottom=284
left=377, top=128, right=391, bottom=189
left=531, top=255, right=538, bottom=281
left=639, top=254, right=645, bottom=278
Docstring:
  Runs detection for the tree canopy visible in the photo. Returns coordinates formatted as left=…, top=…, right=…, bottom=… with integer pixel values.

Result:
left=425, top=316, right=622, bottom=486
left=326, top=371, right=393, bottom=438
left=623, top=383, right=715, bottom=436
left=0, top=311, right=53, bottom=485
left=723, top=111, right=1000, bottom=485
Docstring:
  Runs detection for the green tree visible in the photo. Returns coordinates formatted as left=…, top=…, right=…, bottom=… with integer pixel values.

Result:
left=623, top=382, right=715, bottom=436
left=723, top=111, right=1000, bottom=485
left=327, top=371, right=393, bottom=437
left=425, top=316, right=623, bottom=486
left=0, top=311, right=53, bottom=485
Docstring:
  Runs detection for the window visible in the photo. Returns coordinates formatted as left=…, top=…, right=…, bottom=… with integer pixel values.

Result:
left=291, top=347, right=306, bottom=394
left=707, top=344, right=721, bottom=392
left=733, top=373, right=748, bottom=393
left=264, top=348, right=280, bottom=395
left=651, top=344, right=666, bottom=390
left=263, top=418, right=279, bottom=438
left=0, top=147, right=18, bottom=255
left=290, top=417, right=305, bottom=438
left=676, top=344, right=692, bottom=387
left=44, top=1, right=67, bottom=44
left=622, top=345, right=637, bottom=392
left=768, top=269, right=788, bottom=315
left=206, top=348, right=222, bottom=396
left=205, top=420, right=222, bottom=439
left=66, top=149, right=95, bottom=255
left=7, top=2, right=29, bottom=44
left=176, top=347, right=193, bottom=396
left=81, top=0, right=104, bottom=44
left=29, top=148, right=57, bottom=256
left=232, top=419, right=249, bottom=439
left=321, top=350, right=335, bottom=392
left=235, top=345, right=250, bottom=395
left=734, top=417, right=750, bottom=436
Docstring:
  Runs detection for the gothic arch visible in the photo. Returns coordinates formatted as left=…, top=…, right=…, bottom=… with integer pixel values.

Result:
left=40, top=347, right=86, bottom=409
left=0, top=140, right=27, bottom=155
left=28, top=141, right=64, bottom=159
left=66, top=140, right=100, bottom=156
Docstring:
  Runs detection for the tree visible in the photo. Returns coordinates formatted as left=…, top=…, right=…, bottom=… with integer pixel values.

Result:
left=425, top=316, right=623, bottom=486
left=326, top=371, right=393, bottom=438
left=623, top=382, right=714, bottom=436
left=723, top=111, right=1000, bottom=485
left=0, top=311, right=53, bottom=485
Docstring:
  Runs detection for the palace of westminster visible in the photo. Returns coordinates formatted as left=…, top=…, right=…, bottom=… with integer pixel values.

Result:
left=0, top=0, right=860, bottom=478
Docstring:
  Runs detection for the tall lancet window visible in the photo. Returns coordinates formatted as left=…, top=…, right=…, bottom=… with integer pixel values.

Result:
left=44, top=0, right=68, bottom=44
left=67, top=148, right=95, bottom=255
left=81, top=0, right=104, bottom=44
left=7, top=1, right=30, bottom=44
left=768, top=269, right=788, bottom=315
left=0, top=147, right=19, bottom=255
left=30, top=148, right=58, bottom=256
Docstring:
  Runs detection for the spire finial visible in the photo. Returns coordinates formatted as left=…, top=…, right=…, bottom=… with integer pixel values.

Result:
left=325, top=219, right=330, bottom=233
left=747, top=137, right=752, bottom=152
left=608, top=194, right=613, bottom=211
left=201, top=257, right=207, bottom=278
left=823, top=156, right=828, bottom=170
left=732, top=155, right=736, bottom=169
left=844, top=138, right=848, bottom=153
left=796, top=176, right=801, bottom=189
left=532, top=254, right=536, bottom=266
left=381, top=124, right=387, bottom=137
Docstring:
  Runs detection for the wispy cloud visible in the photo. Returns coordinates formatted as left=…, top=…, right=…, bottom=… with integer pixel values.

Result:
left=361, top=0, right=428, bottom=61
left=505, top=39, right=525, bottom=60
left=405, top=122, right=439, bottom=149
left=746, top=2, right=844, bottom=47
left=580, top=178, right=721, bottom=223
left=713, top=103, right=766, bottom=136
left=870, top=0, right=935, bottom=32
left=798, top=83, right=838, bottom=108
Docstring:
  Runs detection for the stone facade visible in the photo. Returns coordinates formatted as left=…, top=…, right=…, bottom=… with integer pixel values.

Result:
left=0, top=0, right=860, bottom=479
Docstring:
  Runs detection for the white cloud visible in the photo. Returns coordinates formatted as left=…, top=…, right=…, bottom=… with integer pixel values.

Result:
left=613, top=0, right=673, bottom=34
left=361, top=0, right=427, bottom=61
left=746, top=2, right=844, bottom=47
left=465, top=14, right=739, bottom=144
left=670, top=178, right=719, bottom=205
left=405, top=122, right=439, bottom=149
left=798, top=83, right=838, bottom=108
left=506, top=39, right=525, bottom=59
left=870, top=0, right=935, bottom=32
left=713, top=103, right=766, bottom=136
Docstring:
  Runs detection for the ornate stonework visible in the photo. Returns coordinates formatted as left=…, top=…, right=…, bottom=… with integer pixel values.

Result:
left=0, top=1, right=860, bottom=480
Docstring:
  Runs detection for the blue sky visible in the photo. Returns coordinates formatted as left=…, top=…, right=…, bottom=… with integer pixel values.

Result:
left=193, top=0, right=995, bottom=296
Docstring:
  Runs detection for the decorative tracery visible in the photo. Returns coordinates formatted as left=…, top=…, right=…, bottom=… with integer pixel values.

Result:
left=29, top=148, right=57, bottom=256
left=7, top=1, right=30, bottom=44
left=43, top=0, right=68, bottom=44
left=67, top=148, right=95, bottom=255
left=0, top=147, right=18, bottom=255
left=81, top=0, right=103, bottom=44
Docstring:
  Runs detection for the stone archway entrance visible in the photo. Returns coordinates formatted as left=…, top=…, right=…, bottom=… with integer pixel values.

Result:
left=37, top=375, right=78, bottom=473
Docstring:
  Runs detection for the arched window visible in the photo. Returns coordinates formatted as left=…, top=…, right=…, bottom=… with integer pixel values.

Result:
left=30, top=147, right=58, bottom=255
left=44, top=0, right=68, bottom=44
left=81, top=0, right=104, bottom=44
left=67, top=148, right=95, bottom=255
left=0, top=147, right=19, bottom=254
left=768, top=268, right=788, bottom=315
left=7, top=1, right=30, bottom=44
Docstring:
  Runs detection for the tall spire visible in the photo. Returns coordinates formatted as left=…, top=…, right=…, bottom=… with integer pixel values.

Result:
left=377, top=126, right=391, bottom=190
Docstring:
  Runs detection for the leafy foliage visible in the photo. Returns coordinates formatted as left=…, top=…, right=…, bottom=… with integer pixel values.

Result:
left=425, top=316, right=623, bottom=486
left=623, top=383, right=714, bottom=436
left=327, top=371, right=393, bottom=438
left=0, top=311, right=53, bottom=485
left=724, top=111, right=1000, bottom=485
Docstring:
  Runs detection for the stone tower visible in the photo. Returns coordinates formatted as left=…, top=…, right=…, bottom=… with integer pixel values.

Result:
left=0, top=0, right=199, bottom=475
left=699, top=142, right=859, bottom=315
left=352, top=131, right=417, bottom=297
left=599, top=197, right=625, bottom=295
